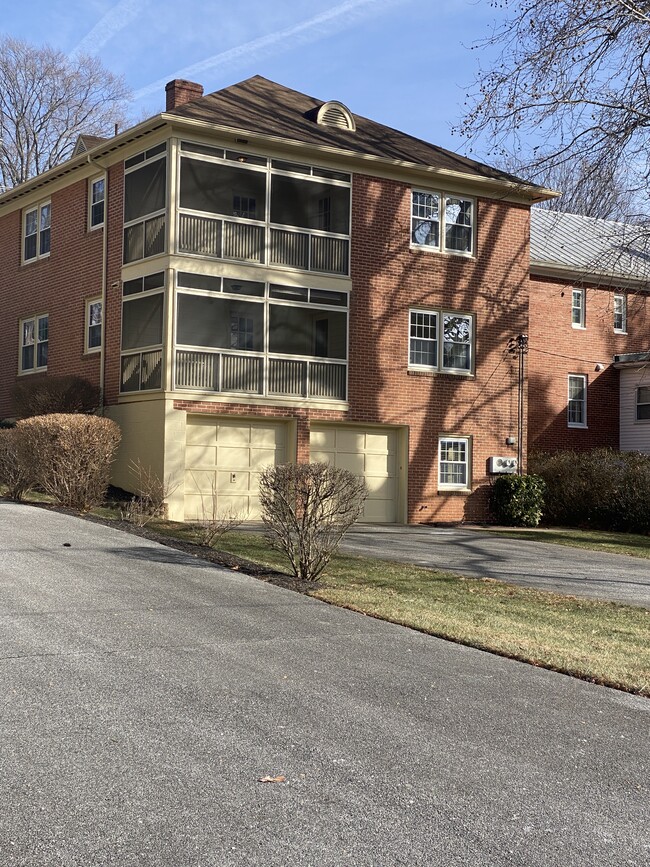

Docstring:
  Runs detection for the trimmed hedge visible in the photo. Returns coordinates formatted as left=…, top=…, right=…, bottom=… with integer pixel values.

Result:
left=530, top=449, right=650, bottom=533
left=17, top=414, right=120, bottom=511
left=13, top=375, right=100, bottom=419
left=0, top=428, right=32, bottom=501
left=490, top=473, right=546, bottom=527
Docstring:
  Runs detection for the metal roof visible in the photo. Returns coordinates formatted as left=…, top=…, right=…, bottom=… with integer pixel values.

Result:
left=530, top=208, right=650, bottom=284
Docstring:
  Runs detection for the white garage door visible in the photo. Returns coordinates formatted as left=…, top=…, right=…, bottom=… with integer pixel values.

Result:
left=185, top=417, right=287, bottom=520
left=310, top=425, right=399, bottom=523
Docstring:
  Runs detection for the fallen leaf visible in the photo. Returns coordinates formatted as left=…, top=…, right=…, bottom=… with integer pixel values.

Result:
left=258, top=775, right=286, bottom=783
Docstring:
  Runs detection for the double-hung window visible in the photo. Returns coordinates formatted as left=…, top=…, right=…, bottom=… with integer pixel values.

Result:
left=86, top=298, right=103, bottom=352
left=571, top=288, right=585, bottom=328
left=89, top=177, right=105, bottom=229
left=23, top=202, right=51, bottom=262
left=567, top=374, right=587, bottom=427
left=411, top=190, right=474, bottom=255
left=20, top=314, right=48, bottom=373
left=636, top=386, right=650, bottom=421
left=409, top=309, right=473, bottom=374
left=614, top=294, right=627, bottom=333
left=438, top=437, right=471, bottom=490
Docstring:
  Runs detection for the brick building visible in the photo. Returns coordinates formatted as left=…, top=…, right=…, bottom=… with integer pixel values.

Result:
left=529, top=209, right=650, bottom=455
left=0, top=76, right=558, bottom=523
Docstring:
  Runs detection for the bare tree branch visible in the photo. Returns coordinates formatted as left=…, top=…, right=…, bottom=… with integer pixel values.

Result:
left=0, top=37, right=130, bottom=190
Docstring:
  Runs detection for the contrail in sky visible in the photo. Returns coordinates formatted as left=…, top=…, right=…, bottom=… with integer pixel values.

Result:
left=71, top=0, right=146, bottom=56
left=133, top=0, right=404, bottom=101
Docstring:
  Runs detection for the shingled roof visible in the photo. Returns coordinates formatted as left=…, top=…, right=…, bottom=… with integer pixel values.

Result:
left=531, top=209, right=650, bottom=285
left=167, top=75, right=539, bottom=188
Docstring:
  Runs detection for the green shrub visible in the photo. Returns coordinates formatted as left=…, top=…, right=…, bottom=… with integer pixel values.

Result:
left=0, top=428, right=32, bottom=501
left=13, top=375, right=100, bottom=419
left=17, top=414, right=120, bottom=511
left=530, top=449, right=650, bottom=533
left=490, top=473, right=546, bottom=527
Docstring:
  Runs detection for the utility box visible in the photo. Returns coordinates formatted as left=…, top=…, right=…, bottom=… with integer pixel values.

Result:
left=488, top=456, right=518, bottom=474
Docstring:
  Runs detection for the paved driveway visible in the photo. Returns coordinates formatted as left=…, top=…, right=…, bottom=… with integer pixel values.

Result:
left=341, top=525, right=650, bottom=608
left=0, top=501, right=648, bottom=866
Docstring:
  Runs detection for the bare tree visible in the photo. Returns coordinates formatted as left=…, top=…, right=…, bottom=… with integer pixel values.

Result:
left=0, top=37, right=130, bottom=190
left=456, top=1, right=650, bottom=220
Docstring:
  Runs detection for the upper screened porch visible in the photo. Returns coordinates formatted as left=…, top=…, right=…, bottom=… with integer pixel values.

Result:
left=123, top=140, right=352, bottom=277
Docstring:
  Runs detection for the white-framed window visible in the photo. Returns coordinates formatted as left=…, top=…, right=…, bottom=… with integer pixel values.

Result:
left=411, top=190, right=474, bottom=255
left=23, top=201, right=51, bottom=263
left=438, top=436, right=471, bottom=490
left=85, top=298, right=103, bottom=353
left=89, top=177, right=105, bottom=229
left=19, top=314, right=49, bottom=373
left=636, top=386, right=650, bottom=421
left=571, top=288, right=585, bottom=328
left=614, top=294, right=627, bottom=333
left=409, top=309, right=473, bottom=374
left=567, top=374, right=587, bottom=427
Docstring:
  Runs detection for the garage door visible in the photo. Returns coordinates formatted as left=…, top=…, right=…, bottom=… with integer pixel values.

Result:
left=310, top=425, right=399, bottom=523
left=184, top=417, right=287, bottom=521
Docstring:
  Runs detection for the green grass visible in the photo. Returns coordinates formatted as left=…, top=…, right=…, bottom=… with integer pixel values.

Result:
left=216, top=531, right=650, bottom=697
left=481, top=527, right=650, bottom=559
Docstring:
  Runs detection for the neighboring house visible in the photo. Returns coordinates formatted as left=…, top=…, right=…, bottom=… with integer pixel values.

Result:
left=529, top=209, right=650, bottom=454
left=0, top=76, right=552, bottom=523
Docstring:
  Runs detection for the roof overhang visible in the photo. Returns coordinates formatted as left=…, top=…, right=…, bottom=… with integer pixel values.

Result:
left=530, top=259, right=650, bottom=290
left=613, top=351, right=650, bottom=369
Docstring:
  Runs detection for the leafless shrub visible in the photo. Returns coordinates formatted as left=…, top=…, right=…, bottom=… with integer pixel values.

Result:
left=17, top=414, right=120, bottom=511
left=121, top=459, right=177, bottom=526
left=13, top=375, right=100, bottom=419
left=258, top=462, right=367, bottom=582
left=190, top=476, right=245, bottom=546
left=0, top=428, right=32, bottom=501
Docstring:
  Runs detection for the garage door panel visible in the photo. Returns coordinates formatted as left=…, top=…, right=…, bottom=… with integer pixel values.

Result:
left=364, top=452, right=394, bottom=476
left=310, top=428, right=336, bottom=450
left=365, top=433, right=393, bottom=453
left=186, top=423, right=217, bottom=446
left=364, top=499, right=396, bottom=522
left=185, top=444, right=217, bottom=468
left=310, top=449, right=334, bottom=465
left=249, top=447, right=285, bottom=470
left=336, top=430, right=368, bottom=453
left=184, top=470, right=216, bottom=495
left=218, top=445, right=253, bottom=469
left=216, top=470, right=251, bottom=493
left=217, top=424, right=252, bottom=446
left=365, top=477, right=397, bottom=498
left=336, top=453, right=366, bottom=474
left=251, top=425, right=285, bottom=446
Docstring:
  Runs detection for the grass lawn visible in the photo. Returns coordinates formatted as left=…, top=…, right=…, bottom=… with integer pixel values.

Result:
left=480, top=526, right=650, bottom=559
left=213, top=531, right=650, bottom=698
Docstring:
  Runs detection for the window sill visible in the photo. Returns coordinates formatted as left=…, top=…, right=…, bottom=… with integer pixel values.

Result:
left=18, top=368, right=47, bottom=376
left=21, top=255, right=51, bottom=266
left=438, top=487, right=471, bottom=494
left=571, top=324, right=586, bottom=330
left=567, top=423, right=588, bottom=429
left=410, top=244, right=475, bottom=261
left=407, top=368, right=474, bottom=378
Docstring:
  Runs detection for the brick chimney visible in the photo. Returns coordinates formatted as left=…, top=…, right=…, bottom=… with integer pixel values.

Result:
left=165, top=79, right=204, bottom=111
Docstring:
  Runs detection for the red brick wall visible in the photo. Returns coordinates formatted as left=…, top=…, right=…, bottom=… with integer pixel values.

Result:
left=0, top=177, right=103, bottom=418
left=528, top=275, right=650, bottom=452
left=174, top=175, right=531, bottom=524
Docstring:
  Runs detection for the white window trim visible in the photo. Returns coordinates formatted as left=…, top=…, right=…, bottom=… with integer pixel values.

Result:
left=85, top=297, right=103, bottom=354
left=614, top=293, right=627, bottom=334
left=408, top=308, right=474, bottom=375
left=571, top=288, right=585, bottom=329
left=410, top=189, right=475, bottom=257
left=567, top=374, right=587, bottom=428
left=23, top=201, right=51, bottom=264
left=635, top=386, right=650, bottom=423
left=89, top=176, right=105, bottom=230
left=438, top=435, right=471, bottom=491
left=19, top=313, right=49, bottom=374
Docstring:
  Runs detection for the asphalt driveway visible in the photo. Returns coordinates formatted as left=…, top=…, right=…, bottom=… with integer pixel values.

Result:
left=340, top=525, right=650, bottom=608
left=0, top=501, right=648, bottom=866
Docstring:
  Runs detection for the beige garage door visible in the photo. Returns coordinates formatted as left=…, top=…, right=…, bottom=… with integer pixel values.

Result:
left=185, top=417, right=287, bottom=520
left=310, top=425, right=399, bottom=523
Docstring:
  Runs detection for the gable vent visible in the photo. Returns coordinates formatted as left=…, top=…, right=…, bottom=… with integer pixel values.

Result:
left=316, top=101, right=356, bottom=132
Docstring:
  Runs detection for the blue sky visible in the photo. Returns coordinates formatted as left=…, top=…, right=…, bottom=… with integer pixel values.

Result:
left=3, top=0, right=506, bottom=158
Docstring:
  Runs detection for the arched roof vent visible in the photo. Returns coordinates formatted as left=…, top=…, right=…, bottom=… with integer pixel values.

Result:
left=316, top=101, right=356, bottom=132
